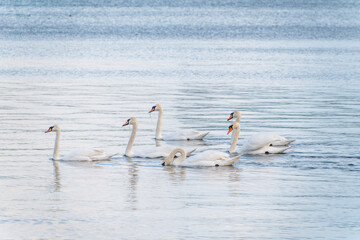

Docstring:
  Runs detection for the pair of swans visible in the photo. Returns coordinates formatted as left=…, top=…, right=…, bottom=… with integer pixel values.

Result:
left=122, top=117, right=196, bottom=158
left=227, top=110, right=294, bottom=154
left=119, top=104, right=208, bottom=158
left=44, top=125, right=117, bottom=161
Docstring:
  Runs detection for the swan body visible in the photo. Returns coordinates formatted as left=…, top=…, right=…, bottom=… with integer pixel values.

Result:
left=149, top=104, right=209, bottom=141
left=163, top=148, right=240, bottom=167
left=228, top=122, right=291, bottom=154
left=122, top=118, right=196, bottom=158
left=162, top=130, right=209, bottom=141
left=62, top=149, right=116, bottom=161
left=241, top=133, right=291, bottom=154
left=45, top=125, right=117, bottom=161
left=227, top=110, right=295, bottom=147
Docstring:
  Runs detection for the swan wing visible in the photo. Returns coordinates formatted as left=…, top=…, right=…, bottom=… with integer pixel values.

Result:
left=134, top=145, right=173, bottom=158
left=133, top=145, right=196, bottom=158
left=163, top=130, right=209, bottom=141
left=241, top=133, right=286, bottom=152
left=246, top=145, right=291, bottom=154
left=182, top=151, right=237, bottom=166
left=271, top=139, right=295, bottom=146
left=62, top=149, right=115, bottom=161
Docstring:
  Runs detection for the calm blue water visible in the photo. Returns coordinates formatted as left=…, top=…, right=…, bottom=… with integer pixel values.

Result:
left=1, top=1, right=360, bottom=239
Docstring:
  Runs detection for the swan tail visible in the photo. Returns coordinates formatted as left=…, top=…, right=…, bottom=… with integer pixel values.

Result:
left=193, top=132, right=209, bottom=140
left=186, top=148, right=197, bottom=157
left=92, top=152, right=119, bottom=161
left=272, top=139, right=295, bottom=146
left=224, top=155, right=241, bottom=165
left=108, top=152, right=120, bottom=159
left=286, top=139, right=296, bottom=144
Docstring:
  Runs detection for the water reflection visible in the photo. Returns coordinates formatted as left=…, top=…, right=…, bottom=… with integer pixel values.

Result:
left=227, top=167, right=243, bottom=197
left=155, top=139, right=162, bottom=147
left=124, top=156, right=139, bottom=210
left=163, top=166, right=187, bottom=183
left=51, top=160, right=61, bottom=192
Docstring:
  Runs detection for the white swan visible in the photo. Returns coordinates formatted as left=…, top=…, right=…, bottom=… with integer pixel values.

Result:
left=122, top=117, right=196, bottom=158
left=228, top=122, right=291, bottom=154
left=162, top=148, right=240, bottom=167
left=149, top=104, right=209, bottom=140
left=227, top=110, right=295, bottom=146
left=45, top=125, right=117, bottom=161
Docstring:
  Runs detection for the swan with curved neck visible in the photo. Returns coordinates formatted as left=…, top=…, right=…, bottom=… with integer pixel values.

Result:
left=162, top=148, right=240, bottom=167
left=227, top=110, right=295, bottom=147
left=44, top=124, right=117, bottom=161
left=149, top=104, right=209, bottom=140
left=122, top=117, right=196, bottom=158
left=227, top=122, right=291, bottom=154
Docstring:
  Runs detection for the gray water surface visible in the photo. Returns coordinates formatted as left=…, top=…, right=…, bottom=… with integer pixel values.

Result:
left=1, top=1, right=360, bottom=239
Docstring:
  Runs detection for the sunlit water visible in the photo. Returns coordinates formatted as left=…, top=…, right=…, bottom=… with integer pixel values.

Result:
left=1, top=1, right=360, bottom=239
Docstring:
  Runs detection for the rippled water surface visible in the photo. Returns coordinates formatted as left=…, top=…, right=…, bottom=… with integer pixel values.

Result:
left=1, top=1, right=360, bottom=239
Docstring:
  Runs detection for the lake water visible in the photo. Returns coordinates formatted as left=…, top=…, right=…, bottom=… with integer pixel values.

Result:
left=1, top=1, right=360, bottom=239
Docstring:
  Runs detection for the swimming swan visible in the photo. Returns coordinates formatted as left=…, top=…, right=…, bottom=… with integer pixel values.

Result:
left=162, top=148, right=240, bottom=167
left=227, top=110, right=295, bottom=147
left=149, top=104, right=209, bottom=141
left=228, top=122, right=291, bottom=154
left=45, top=125, right=117, bottom=161
left=122, top=117, right=196, bottom=158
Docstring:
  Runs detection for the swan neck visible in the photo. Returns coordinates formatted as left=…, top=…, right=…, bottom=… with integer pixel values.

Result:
left=236, top=115, right=241, bottom=123
left=165, top=148, right=186, bottom=165
left=230, top=126, right=240, bottom=153
left=53, top=130, right=60, bottom=160
left=156, top=109, right=163, bottom=139
left=126, top=122, right=137, bottom=156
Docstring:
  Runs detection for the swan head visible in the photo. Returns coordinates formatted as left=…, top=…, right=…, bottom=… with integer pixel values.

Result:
left=45, top=124, right=60, bottom=133
left=122, top=117, right=137, bottom=127
left=149, top=104, right=163, bottom=113
left=227, top=122, right=240, bottom=135
left=227, top=110, right=241, bottom=121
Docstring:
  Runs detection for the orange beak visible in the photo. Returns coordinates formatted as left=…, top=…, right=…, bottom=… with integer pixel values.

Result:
left=122, top=121, right=129, bottom=127
left=149, top=108, right=155, bottom=113
left=227, top=114, right=233, bottom=121
left=227, top=126, right=233, bottom=135
left=45, top=128, right=52, bottom=133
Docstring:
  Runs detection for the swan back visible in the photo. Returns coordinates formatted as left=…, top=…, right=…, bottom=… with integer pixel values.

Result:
left=182, top=150, right=240, bottom=166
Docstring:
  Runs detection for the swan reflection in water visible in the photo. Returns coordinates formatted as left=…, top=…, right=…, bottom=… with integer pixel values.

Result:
left=52, top=160, right=61, bottom=192
left=124, top=156, right=139, bottom=211
left=163, top=164, right=187, bottom=183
